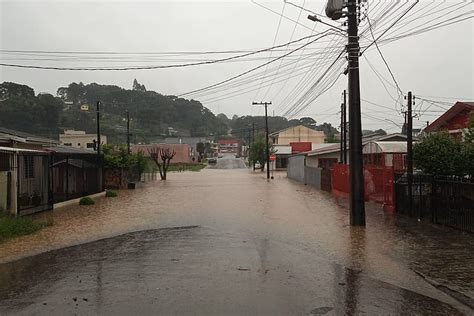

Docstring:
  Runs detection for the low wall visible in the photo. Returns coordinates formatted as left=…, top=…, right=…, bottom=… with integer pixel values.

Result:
left=105, top=168, right=129, bottom=189
left=287, top=155, right=305, bottom=182
left=304, top=167, right=322, bottom=189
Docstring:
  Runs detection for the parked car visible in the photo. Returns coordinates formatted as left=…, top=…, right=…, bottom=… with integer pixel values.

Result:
left=218, top=154, right=224, bottom=158
left=208, top=158, right=217, bottom=164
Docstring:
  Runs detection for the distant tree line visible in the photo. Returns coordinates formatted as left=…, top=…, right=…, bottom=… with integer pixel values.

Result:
left=0, top=81, right=228, bottom=142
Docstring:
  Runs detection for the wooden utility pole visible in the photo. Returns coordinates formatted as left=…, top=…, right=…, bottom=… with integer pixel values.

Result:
left=347, top=0, right=365, bottom=226
left=96, top=101, right=101, bottom=156
left=343, top=89, right=347, bottom=164
left=252, top=101, right=272, bottom=180
left=406, top=92, right=414, bottom=217
left=126, top=110, right=131, bottom=154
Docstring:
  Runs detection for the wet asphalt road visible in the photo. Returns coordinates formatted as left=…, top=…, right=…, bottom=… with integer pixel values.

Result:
left=207, top=154, right=247, bottom=169
left=0, top=157, right=473, bottom=315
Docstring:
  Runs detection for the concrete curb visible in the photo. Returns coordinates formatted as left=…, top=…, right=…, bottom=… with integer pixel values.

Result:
left=53, top=191, right=106, bottom=210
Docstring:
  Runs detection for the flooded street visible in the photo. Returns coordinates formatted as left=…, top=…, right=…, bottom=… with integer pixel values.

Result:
left=1, top=160, right=473, bottom=314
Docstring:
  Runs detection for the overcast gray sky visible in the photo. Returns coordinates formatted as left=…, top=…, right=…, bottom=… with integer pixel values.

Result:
left=1, top=0, right=473, bottom=132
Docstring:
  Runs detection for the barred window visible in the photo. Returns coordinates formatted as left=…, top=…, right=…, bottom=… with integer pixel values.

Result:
left=24, top=156, right=34, bottom=178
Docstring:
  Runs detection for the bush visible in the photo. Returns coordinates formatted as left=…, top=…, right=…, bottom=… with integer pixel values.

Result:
left=0, top=212, right=50, bottom=241
left=105, top=190, right=118, bottom=197
left=79, top=197, right=95, bottom=205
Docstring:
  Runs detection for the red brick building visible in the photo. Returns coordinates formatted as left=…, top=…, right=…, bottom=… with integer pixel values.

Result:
left=132, top=144, right=191, bottom=163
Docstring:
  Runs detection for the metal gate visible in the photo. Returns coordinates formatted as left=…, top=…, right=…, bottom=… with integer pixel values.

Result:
left=321, top=168, right=332, bottom=192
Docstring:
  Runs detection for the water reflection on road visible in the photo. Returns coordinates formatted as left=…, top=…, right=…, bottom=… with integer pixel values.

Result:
left=0, top=168, right=473, bottom=314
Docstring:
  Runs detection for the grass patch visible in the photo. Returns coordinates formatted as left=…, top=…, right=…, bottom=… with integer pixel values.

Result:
left=0, top=212, right=51, bottom=241
left=168, top=163, right=206, bottom=172
left=105, top=190, right=118, bottom=197
left=79, top=197, right=95, bottom=205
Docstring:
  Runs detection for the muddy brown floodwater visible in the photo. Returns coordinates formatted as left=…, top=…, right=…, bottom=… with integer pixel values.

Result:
left=0, top=164, right=473, bottom=314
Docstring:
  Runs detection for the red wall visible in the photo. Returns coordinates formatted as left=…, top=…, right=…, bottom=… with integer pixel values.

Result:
left=443, top=109, right=470, bottom=131
left=290, top=142, right=312, bottom=153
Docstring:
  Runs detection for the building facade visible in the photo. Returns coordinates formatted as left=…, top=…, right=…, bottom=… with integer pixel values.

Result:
left=270, top=125, right=325, bottom=145
left=59, top=129, right=107, bottom=151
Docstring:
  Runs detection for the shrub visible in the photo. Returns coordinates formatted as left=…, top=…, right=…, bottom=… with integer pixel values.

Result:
left=0, top=212, right=50, bottom=240
left=79, top=197, right=95, bottom=205
left=105, top=190, right=118, bottom=197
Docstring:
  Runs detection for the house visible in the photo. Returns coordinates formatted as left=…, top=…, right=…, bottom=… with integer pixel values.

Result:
left=269, top=125, right=325, bottom=170
left=363, top=141, right=407, bottom=168
left=0, top=146, right=51, bottom=215
left=165, top=137, right=207, bottom=157
left=0, top=127, right=59, bottom=149
left=46, top=145, right=103, bottom=204
left=304, top=133, right=409, bottom=170
left=270, top=124, right=325, bottom=145
left=218, top=139, right=239, bottom=153
left=132, top=143, right=191, bottom=163
left=0, top=128, right=104, bottom=215
left=287, top=133, right=410, bottom=188
left=59, top=129, right=107, bottom=151
left=424, top=101, right=474, bottom=141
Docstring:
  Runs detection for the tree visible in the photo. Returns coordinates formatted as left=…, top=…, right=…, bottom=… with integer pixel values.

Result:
left=299, top=117, right=317, bottom=128
left=148, top=147, right=176, bottom=180
left=464, top=111, right=474, bottom=143
left=0, top=82, right=35, bottom=100
left=249, top=133, right=274, bottom=172
left=132, top=79, right=146, bottom=92
left=196, top=142, right=205, bottom=158
left=413, top=132, right=463, bottom=175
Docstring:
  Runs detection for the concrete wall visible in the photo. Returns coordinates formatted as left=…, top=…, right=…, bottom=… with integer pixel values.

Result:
left=304, top=167, right=322, bottom=189
left=287, top=155, right=305, bottom=182
left=306, top=152, right=342, bottom=168
left=60, top=133, right=107, bottom=150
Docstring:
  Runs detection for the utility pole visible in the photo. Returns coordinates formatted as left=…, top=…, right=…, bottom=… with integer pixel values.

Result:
left=406, top=92, right=414, bottom=218
left=252, top=101, right=272, bottom=180
left=343, top=89, right=347, bottom=164
left=96, top=101, right=101, bottom=157
left=96, top=101, right=103, bottom=191
left=340, top=102, right=344, bottom=163
left=252, top=121, right=255, bottom=171
left=347, top=0, right=365, bottom=226
left=126, top=110, right=131, bottom=154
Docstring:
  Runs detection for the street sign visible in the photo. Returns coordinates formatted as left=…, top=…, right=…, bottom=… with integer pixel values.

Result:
left=270, top=154, right=276, bottom=161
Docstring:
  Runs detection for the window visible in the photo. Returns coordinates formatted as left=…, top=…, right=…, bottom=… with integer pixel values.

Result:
left=77, top=143, right=81, bottom=146
left=64, top=143, right=72, bottom=146
left=0, top=152, right=10, bottom=171
left=86, top=143, right=94, bottom=148
left=24, top=156, right=34, bottom=178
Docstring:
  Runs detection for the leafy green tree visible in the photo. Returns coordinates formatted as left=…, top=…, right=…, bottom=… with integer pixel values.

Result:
left=299, top=117, right=317, bottom=128
left=0, top=82, right=35, bottom=99
left=196, top=142, right=205, bottom=157
left=413, top=132, right=464, bottom=175
left=132, top=79, right=146, bottom=92
left=464, top=111, right=474, bottom=143
left=249, top=133, right=274, bottom=171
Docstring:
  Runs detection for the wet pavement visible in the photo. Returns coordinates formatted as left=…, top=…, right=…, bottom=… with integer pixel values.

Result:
left=207, top=154, right=247, bottom=169
left=0, top=159, right=473, bottom=314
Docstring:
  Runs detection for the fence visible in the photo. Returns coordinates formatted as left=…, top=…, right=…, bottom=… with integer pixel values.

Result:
left=51, top=153, right=102, bottom=203
left=395, top=174, right=474, bottom=233
left=332, top=163, right=395, bottom=211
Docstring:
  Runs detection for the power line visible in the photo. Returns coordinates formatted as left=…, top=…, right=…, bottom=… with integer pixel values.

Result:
left=177, top=31, right=336, bottom=97
left=0, top=33, right=328, bottom=71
